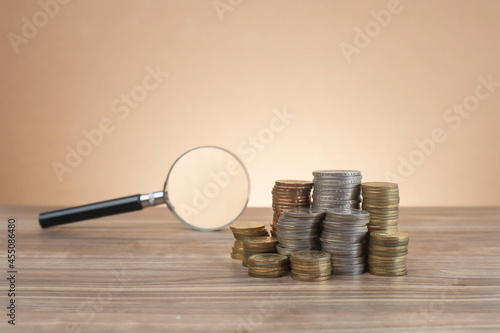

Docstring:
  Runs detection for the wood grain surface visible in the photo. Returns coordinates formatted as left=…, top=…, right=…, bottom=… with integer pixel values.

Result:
left=1, top=206, right=500, bottom=332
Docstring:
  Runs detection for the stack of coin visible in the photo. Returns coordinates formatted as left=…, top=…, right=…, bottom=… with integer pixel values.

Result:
left=276, top=208, right=325, bottom=255
left=230, top=222, right=269, bottom=260
left=368, top=231, right=409, bottom=276
left=271, top=180, right=313, bottom=236
left=361, top=182, right=400, bottom=232
left=290, top=250, right=332, bottom=282
left=320, top=208, right=370, bottom=275
left=247, top=253, right=289, bottom=278
left=242, top=237, right=279, bottom=267
left=312, top=170, right=362, bottom=211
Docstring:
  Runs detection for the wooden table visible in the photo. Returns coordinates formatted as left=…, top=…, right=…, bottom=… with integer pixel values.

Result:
left=1, top=206, right=500, bottom=332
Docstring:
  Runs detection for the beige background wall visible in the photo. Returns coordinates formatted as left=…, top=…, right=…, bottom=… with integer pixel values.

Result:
left=1, top=0, right=499, bottom=208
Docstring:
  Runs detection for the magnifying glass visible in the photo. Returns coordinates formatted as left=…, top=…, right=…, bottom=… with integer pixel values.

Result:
left=39, top=146, right=250, bottom=231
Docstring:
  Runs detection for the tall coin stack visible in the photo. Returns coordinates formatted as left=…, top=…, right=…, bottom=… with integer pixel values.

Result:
left=230, top=222, right=269, bottom=260
left=312, top=170, right=362, bottom=211
left=276, top=208, right=325, bottom=256
left=368, top=231, right=409, bottom=276
left=242, top=237, right=278, bottom=267
left=361, top=182, right=400, bottom=232
left=320, top=208, right=370, bottom=275
left=290, top=250, right=332, bottom=282
left=247, top=253, right=289, bottom=278
left=271, top=180, right=313, bottom=236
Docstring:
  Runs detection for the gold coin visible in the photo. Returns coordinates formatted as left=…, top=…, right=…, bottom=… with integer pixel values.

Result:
left=248, top=253, right=288, bottom=266
left=248, top=268, right=289, bottom=274
left=291, top=262, right=332, bottom=271
left=275, top=180, right=313, bottom=186
left=290, top=268, right=332, bottom=275
left=369, top=262, right=407, bottom=269
left=368, top=226, right=399, bottom=231
left=368, top=249, right=408, bottom=257
left=291, top=250, right=331, bottom=262
left=368, top=260, right=407, bottom=267
left=368, top=220, right=399, bottom=224
left=231, top=247, right=244, bottom=254
left=243, top=236, right=278, bottom=245
left=369, top=267, right=407, bottom=274
left=291, top=272, right=331, bottom=282
left=232, top=228, right=267, bottom=233
left=368, top=263, right=406, bottom=270
left=248, top=266, right=289, bottom=272
left=362, top=181, right=398, bottom=189
left=368, top=249, right=407, bottom=255
left=369, top=241, right=408, bottom=249
left=364, top=204, right=399, bottom=209
left=370, top=231, right=409, bottom=242
left=248, top=271, right=288, bottom=278
left=368, top=242, right=408, bottom=249
left=369, top=269, right=407, bottom=276
left=363, top=191, right=400, bottom=196
left=230, top=222, right=266, bottom=231
left=230, top=252, right=244, bottom=260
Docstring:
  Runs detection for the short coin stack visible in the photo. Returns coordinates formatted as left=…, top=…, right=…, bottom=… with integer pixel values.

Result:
left=312, top=170, right=362, bottom=211
left=290, top=250, right=332, bottom=282
left=320, top=208, right=370, bottom=275
left=271, top=180, right=313, bottom=236
left=247, top=253, right=289, bottom=278
left=368, top=231, right=409, bottom=276
left=361, top=182, right=400, bottom=232
left=242, top=237, right=278, bottom=267
left=276, top=208, right=325, bottom=255
left=230, top=222, right=269, bottom=260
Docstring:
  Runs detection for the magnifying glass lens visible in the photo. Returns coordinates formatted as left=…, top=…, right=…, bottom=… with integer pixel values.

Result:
left=164, top=146, right=250, bottom=231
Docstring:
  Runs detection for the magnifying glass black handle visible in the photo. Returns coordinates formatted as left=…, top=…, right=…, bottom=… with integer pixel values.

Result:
left=39, top=191, right=165, bottom=228
left=39, top=195, right=143, bottom=228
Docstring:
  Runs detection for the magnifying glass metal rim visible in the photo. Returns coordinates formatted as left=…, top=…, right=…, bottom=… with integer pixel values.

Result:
left=164, top=145, right=250, bottom=231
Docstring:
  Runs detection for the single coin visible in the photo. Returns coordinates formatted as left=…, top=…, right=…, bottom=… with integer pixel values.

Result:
left=248, top=253, right=288, bottom=265
left=230, top=222, right=266, bottom=231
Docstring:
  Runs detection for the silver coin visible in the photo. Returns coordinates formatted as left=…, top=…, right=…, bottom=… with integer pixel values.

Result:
left=322, top=226, right=368, bottom=234
left=313, top=170, right=362, bottom=177
left=320, top=241, right=366, bottom=250
left=314, top=179, right=362, bottom=185
left=313, top=201, right=361, bottom=205
left=326, top=208, right=370, bottom=218
left=313, top=180, right=361, bottom=186
left=313, top=204, right=361, bottom=211
left=312, top=187, right=361, bottom=193
left=324, top=215, right=369, bottom=222
left=332, top=256, right=366, bottom=265
left=320, top=203, right=370, bottom=269
left=314, top=183, right=361, bottom=189
left=278, top=232, right=320, bottom=239
left=313, top=196, right=360, bottom=202
left=313, top=173, right=362, bottom=179
left=278, top=217, right=322, bottom=223
left=332, top=266, right=366, bottom=276
left=313, top=188, right=361, bottom=193
left=282, top=208, right=325, bottom=218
